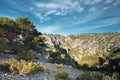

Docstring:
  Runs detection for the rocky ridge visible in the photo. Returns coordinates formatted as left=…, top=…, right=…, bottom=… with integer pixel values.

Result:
left=45, top=33, right=120, bottom=65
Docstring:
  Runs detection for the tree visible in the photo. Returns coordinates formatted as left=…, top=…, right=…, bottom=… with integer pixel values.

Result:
left=15, top=17, right=35, bottom=38
left=0, top=17, right=19, bottom=44
left=0, top=16, right=43, bottom=54
left=15, top=17, right=43, bottom=50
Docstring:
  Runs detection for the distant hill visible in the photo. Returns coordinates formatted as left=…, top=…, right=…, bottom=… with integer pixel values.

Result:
left=45, top=32, right=120, bottom=72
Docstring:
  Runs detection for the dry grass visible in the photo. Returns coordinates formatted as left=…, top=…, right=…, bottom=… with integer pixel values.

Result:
left=56, top=64, right=63, bottom=69
left=0, top=59, right=50, bottom=74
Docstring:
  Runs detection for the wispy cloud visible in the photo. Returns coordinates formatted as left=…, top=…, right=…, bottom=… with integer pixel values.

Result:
left=36, top=3, right=60, bottom=9
left=73, top=7, right=102, bottom=25
left=34, top=12, right=50, bottom=22
left=83, top=16, right=120, bottom=30
left=84, top=0, right=102, bottom=5
left=36, top=25, right=60, bottom=34
left=72, top=16, right=120, bottom=33
left=33, top=0, right=84, bottom=22
left=104, top=0, right=113, bottom=4
left=102, top=6, right=110, bottom=10
left=113, top=0, right=120, bottom=6
left=1, top=0, right=120, bottom=35
left=89, top=7, right=96, bottom=12
left=91, top=0, right=103, bottom=5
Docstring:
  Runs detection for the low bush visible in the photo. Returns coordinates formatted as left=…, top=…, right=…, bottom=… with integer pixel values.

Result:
left=56, top=64, right=63, bottom=69
left=78, top=54, right=99, bottom=67
left=49, top=52, right=58, bottom=58
left=0, top=59, right=50, bottom=74
left=112, top=72, right=120, bottom=80
left=60, top=54, right=65, bottom=59
left=38, top=64, right=51, bottom=74
left=0, top=64, right=10, bottom=72
left=55, top=71, right=69, bottom=80
left=49, top=52, right=67, bottom=64
left=75, top=71, right=111, bottom=80
left=17, top=50, right=37, bottom=61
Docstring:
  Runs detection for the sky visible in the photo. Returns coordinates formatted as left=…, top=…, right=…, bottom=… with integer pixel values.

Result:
left=0, top=0, right=120, bottom=36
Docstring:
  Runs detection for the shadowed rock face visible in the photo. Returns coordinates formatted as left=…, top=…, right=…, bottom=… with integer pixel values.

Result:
left=113, top=48, right=120, bottom=53
left=47, top=36, right=79, bottom=67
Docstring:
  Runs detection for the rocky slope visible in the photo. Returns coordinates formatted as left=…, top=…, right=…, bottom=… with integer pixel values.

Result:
left=44, top=32, right=120, bottom=67
left=0, top=53, right=82, bottom=80
left=0, top=32, right=119, bottom=80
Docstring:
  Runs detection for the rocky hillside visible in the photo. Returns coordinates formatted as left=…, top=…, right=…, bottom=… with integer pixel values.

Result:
left=0, top=17, right=119, bottom=79
left=44, top=33, right=120, bottom=70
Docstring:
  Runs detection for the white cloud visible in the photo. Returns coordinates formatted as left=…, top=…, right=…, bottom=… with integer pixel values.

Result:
left=74, top=17, right=120, bottom=32
left=113, top=0, right=120, bottom=6
left=55, top=11, right=67, bottom=16
left=73, top=7, right=100, bottom=25
left=28, top=7, right=34, bottom=11
left=91, top=0, right=102, bottom=5
left=36, top=3, right=60, bottom=9
left=104, top=0, right=113, bottom=4
left=77, top=7, right=84, bottom=13
left=84, top=0, right=102, bottom=5
left=74, top=14, right=99, bottom=25
left=84, top=0, right=92, bottom=5
left=103, top=6, right=109, bottom=10
left=44, top=9, right=68, bottom=16
left=36, top=26, right=60, bottom=34
left=89, top=7, right=96, bottom=12
left=35, top=13, right=44, bottom=20
left=88, top=17, right=120, bottom=29
left=44, top=10, right=57, bottom=16
left=34, top=12, right=50, bottom=22
left=33, top=0, right=84, bottom=22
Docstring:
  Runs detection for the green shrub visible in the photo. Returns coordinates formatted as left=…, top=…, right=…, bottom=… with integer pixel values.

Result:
left=76, top=71, right=111, bottom=80
left=103, top=76, right=112, bottom=80
left=78, top=55, right=99, bottom=67
left=55, top=71, right=69, bottom=80
left=17, top=50, right=37, bottom=61
left=0, top=59, right=50, bottom=74
left=0, top=64, right=10, bottom=72
left=76, top=71, right=90, bottom=80
left=38, top=64, right=51, bottom=74
left=56, top=64, right=63, bottom=69
left=112, top=72, right=120, bottom=80
left=49, top=52, right=58, bottom=58
left=49, top=52, right=65, bottom=64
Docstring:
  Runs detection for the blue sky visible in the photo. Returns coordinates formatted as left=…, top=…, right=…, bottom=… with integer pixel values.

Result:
left=0, top=0, right=120, bottom=36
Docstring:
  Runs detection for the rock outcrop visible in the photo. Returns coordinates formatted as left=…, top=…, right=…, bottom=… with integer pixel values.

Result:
left=44, top=33, right=120, bottom=67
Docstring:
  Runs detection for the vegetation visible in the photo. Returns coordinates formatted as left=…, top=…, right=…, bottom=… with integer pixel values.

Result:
left=112, top=72, right=120, bottom=80
left=56, top=64, right=63, bottom=69
left=17, top=50, right=37, bottom=61
left=0, top=59, right=50, bottom=74
left=78, top=54, right=99, bottom=67
left=0, top=16, right=48, bottom=75
left=48, top=33, right=120, bottom=79
left=75, top=71, right=112, bottom=80
left=48, top=51, right=75, bottom=67
left=0, top=16, right=43, bottom=54
left=49, top=52, right=65, bottom=64
left=55, top=71, right=69, bottom=80
left=0, top=16, right=120, bottom=79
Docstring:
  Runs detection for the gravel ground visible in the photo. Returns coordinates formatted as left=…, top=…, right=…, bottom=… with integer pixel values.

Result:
left=0, top=62, right=82, bottom=80
left=0, top=71, right=54, bottom=80
left=42, top=62, right=82, bottom=79
left=0, top=53, right=82, bottom=80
